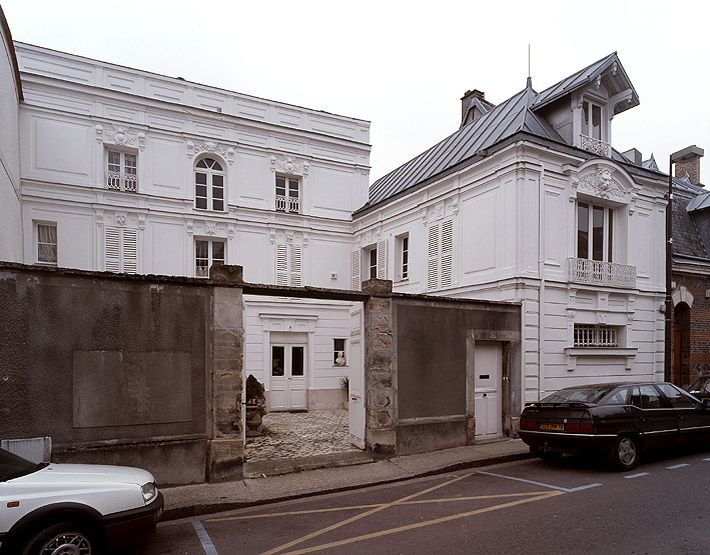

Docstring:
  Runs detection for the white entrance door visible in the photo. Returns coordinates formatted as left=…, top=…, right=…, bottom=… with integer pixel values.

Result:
left=269, top=344, right=307, bottom=410
left=348, top=307, right=365, bottom=449
left=474, top=342, right=502, bottom=440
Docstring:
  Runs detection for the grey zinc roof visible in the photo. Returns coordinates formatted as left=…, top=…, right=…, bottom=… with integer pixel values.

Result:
left=359, top=53, right=641, bottom=215
left=362, top=85, right=564, bottom=211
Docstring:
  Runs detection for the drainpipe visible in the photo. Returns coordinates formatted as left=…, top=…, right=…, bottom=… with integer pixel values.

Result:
left=537, top=160, right=546, bottom=399
left=664, top=154, right=675, bottom=382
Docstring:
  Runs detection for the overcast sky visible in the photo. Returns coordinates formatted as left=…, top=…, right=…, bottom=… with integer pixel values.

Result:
left=4, top=0, right=708, bottom=184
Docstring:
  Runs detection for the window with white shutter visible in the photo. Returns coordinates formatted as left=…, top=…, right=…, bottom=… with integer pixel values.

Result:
left=275, top=243, right=302, bottom=286
left=351, top=250, right=361, bottom=290
left=376, top=240, right=387, bottom=279
left=105, top=226, right=138, bottom=274
left=427, top=219, right=454, bottom=290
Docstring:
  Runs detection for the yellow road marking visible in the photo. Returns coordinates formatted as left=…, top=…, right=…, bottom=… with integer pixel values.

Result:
left=207, top=491, right=550, bottom=523
left=259, top=471, right=475, bottom=555
left=280, top=491, right=563, bottom=555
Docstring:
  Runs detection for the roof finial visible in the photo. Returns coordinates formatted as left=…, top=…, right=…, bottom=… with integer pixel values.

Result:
left=527, top=44, right=532, bottom=89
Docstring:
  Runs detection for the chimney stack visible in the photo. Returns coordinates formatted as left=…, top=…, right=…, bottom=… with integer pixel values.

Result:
left=622, top=148, right=643, bottom=166
left=460, top=89, right=494, bottom=127
left=672, top=145, right=704, bottom=186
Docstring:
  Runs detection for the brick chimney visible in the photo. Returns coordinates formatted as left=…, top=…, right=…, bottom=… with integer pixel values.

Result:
left=460, top=89, right=494, bottom=127
left=672, top=145, right=704, bottom=186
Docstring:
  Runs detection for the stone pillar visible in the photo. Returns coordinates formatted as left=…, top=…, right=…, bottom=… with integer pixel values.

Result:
left=207, top=264, right=245, bottom=482
left=362, top=279, right=397, bottom=458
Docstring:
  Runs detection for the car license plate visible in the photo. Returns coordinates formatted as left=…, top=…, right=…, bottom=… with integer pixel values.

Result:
left=539, top=423, right=564, bottom=431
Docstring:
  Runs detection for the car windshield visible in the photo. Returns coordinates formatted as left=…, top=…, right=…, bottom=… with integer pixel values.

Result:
left=0, top=448, right=44, bottom=481
left=541, top=386, right=616, bottom=404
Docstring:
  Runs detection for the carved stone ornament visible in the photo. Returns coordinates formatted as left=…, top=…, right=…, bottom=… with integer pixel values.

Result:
left=186, top=140, right=235, bottom=165
left=95, top=125, right=145, bottom=151
left=115, top=213, right=128, bottom=227
left=572, top=165, right=634, bottom=206
left=205, top=223, right=216, bottom=236
left=270, top=155, right=309, bottom=176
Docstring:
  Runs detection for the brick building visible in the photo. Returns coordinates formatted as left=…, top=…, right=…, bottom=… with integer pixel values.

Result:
left=670, top=146, right=710, bottom=385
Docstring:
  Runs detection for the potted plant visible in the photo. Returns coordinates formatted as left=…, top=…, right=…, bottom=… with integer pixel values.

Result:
left=340, top=376, right=349, bottom=410
left=245, top=374, right=267, bottom=437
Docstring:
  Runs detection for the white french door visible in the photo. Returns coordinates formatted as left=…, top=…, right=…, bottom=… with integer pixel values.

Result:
left=269, top=344, right=307, bottom=410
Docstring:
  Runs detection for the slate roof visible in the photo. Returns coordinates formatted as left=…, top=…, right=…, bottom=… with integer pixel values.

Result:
left=358, top=53, right=640, bottom=215
left=672, top=175, right=709, bottom=261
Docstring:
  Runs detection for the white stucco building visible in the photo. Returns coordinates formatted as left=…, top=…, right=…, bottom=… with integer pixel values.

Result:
left=351, top=57, right=667, bottom=437
left=0, top=31, right=668, bottom=441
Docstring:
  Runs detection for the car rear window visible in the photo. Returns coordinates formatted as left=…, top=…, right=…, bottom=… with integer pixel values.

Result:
left=541, top=386, right=616, bottom=404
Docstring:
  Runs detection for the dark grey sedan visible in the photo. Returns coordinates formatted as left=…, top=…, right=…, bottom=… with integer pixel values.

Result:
left=519, top=382, right=710, bottom=470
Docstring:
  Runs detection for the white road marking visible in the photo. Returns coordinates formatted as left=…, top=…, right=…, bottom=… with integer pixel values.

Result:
left=624, top=472, right=649, bottom=479
left=475, top=469, right=602, bottom=493
left=193, top=521, right=219, bottom=555
left=666, top=463, right=689, bottom=470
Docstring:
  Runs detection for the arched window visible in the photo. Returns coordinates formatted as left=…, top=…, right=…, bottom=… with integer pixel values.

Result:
left=195, top=158, right=224, bottom=211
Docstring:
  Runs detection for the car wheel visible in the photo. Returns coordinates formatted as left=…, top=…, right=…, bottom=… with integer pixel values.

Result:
left=22, top=521, right=98, bottom=555
left=614, top=435, right=639, bottom=471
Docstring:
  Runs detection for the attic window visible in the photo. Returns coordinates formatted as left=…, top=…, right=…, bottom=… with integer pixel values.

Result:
left=582, top=100, right=603, bottom=140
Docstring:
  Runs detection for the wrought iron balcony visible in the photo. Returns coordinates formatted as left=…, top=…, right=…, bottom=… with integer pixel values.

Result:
left=568, top=258, right=636, bottom=288
left=276, top=194, right=300, bottom=213
left=106, top=171, right=137, bottom=192
left=579, top=134, right=611, bottom=157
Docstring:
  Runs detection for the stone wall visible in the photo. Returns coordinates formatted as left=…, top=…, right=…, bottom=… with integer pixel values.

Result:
left=0, top=262, right=244, bottom=485
left=672, top=273, right=710, bottom=384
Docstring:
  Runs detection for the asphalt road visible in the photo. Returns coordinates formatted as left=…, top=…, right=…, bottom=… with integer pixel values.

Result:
left=134, top=449, right=710, bottom=555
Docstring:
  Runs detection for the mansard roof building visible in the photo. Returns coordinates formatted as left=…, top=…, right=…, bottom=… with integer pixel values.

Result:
left=0, top=25, right=669, bottom=447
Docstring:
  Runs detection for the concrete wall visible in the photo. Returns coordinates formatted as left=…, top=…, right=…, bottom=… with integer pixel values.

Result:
left=0, top=263, right=218, bottom=485
left=362, top=279, right=521, bottom=457
left=0, top=8, right=22, bottom=262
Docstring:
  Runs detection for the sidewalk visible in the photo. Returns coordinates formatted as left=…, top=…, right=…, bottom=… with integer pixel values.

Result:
left=162, top=439, right=532, bottom=521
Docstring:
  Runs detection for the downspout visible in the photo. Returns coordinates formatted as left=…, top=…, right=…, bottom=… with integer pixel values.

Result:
left=538, top=160, right=546, bottom=399
left=665, top=157, right=673, bottom=382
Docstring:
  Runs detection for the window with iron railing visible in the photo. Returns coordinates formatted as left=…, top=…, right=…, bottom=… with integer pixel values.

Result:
left=106, top=150, right=137, bottom=192
left=574, top=325, right=619, bottom=348
left=275, top=175, right=300, bottom=213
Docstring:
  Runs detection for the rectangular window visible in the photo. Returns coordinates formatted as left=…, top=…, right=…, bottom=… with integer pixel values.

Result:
left=577, top=202, right=613, bottom=262
left=396, top=234, right=409, bottom=281
left=574, top=325, right=618, bottom=348
left=368, top=247, right=377, bottom=279
left=195, top=239, right=225, bottom=278
left=106, top=150, right=138, bottom=192
left=275, top=175, right=300, bottom=213
left=105, top=227, right=138, bottom=274
left=334, top=338, right=347, bottom=366
left=581, top=100, right=603, bottom=141
left=36, top=223, right=57, bottom=265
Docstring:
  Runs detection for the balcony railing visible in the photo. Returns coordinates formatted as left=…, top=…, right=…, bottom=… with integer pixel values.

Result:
left=579, top=134, right=611, bottom=157
left=276, top=194, right=300, bottom=213
left=568, top=258, right=636, bottom=288
left=107, top=171, right=137, bottom=192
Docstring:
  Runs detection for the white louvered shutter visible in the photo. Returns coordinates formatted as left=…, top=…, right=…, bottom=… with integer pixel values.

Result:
left=123, top=229, right=138, bottom=274
left=376, top=240, right=387, bottom=279
left=290, top=245, right=302, bottom=286
left=105, top=227, right=121, bottom=272
left=276, top=244, right=288, bottom=286
left=351, top=250, right=361, bottom=290
left=427, top=223, right=439, bottom=290
left=440, top=219, right=453, bottom=287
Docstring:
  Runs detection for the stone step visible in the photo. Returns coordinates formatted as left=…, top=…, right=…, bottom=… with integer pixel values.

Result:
left=244, top=450, right=373, bottom=478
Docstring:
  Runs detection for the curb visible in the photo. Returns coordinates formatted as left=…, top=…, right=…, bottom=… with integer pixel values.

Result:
left=162, top=450, right=533, bottom=522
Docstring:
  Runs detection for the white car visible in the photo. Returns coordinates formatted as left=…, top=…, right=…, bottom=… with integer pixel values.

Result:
left=0, top=448, right=163, bottom=555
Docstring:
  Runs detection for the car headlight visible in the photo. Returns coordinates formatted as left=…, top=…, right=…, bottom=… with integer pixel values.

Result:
left=141, top=482, right=157, bottom=503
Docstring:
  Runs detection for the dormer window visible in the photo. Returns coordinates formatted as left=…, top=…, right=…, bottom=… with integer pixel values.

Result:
left=579, top=99, right=610, bottom=157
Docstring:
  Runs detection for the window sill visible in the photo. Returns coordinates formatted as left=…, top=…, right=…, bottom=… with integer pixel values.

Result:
left=564, top=347, right=638, bottom=371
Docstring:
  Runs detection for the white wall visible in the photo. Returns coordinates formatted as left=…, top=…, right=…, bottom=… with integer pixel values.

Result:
left=0, top=21, right=22, bottom=262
